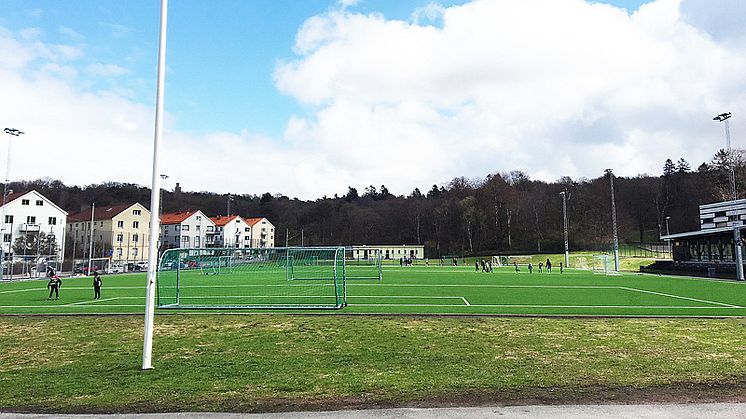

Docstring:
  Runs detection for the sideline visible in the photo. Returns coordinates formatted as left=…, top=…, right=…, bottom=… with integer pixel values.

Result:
left=2, top=403, right=746, bottom=418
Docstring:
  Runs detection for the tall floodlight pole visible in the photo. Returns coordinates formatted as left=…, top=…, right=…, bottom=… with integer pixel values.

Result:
left=1, top=128, right=23, bottom=280
left=714, top=112, right=736, bottom=200
left=714, top=113, right=744, bottom=280
left=227, top=194, right=233, bottom=216
left=665, top=216, right=671, bottom=258
left=87, top=203, right=95, bottom=275
left=143, top=0, right=169, bottom=371
left=560, top=191, right=569, bottom=268
left=605, top=169, right=620, bottom=272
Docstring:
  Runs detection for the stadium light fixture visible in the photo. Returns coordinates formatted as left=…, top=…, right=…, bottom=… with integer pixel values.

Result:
left=1, top=128, right=24, bottom=280
left=605, top=169, right=620, bottom=272
left=143, top=0, right=169, bottom=371
left=713, top=113, right=744, bottom=279
left=559, top=191, right=569, bottom=268
left=713, top=112, right=736, bottom=200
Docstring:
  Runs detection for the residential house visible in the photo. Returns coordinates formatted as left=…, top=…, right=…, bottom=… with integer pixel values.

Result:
left=209, top=215, right=251, bottom=248
left=160, top=210, right=216, bottom=250
left=0, top=190, right=67, bottom=263
left=244, top=217, right=275, bottom=248
left=67, top=203, right=150, bottom=264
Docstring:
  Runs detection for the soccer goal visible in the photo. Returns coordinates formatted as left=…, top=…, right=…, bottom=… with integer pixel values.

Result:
left=491, top=256, right=510, bottom=267
left=592, top=254, right=620, bottom=275
left=345, top=248, right=383, bottom=280
left=157, top=247, right=346, bottom=309
left=74, top=258, right=111, bottom=275
left=506, top=255, right=532, bottom=266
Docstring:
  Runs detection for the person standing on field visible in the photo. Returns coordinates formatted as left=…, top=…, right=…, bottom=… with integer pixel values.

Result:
left=93, top=271, right=102, bottom=300
left=528, top=263, right=533, bottom=274
left=546, top=259, right=552, bottom=273
left=47, top=275, right=62, bottom=300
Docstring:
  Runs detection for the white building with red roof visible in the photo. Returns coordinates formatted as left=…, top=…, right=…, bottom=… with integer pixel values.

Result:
left=0, top=190, right=68, bottom=264
left=244, top=217, right=275, bottom=248
left=160, top=210, right=216, bottom=250
left=209, top=215, right=251, bottom=248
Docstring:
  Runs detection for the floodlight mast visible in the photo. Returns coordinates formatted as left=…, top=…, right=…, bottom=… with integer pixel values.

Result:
left=714, top=112, right=736, bottom=200
left=143, top=0, right=169, bottom=371
left=560, top=191, right=569, bottom=268
left=1, top=128, right=23, bottom=280
left=605, top=169, right=620, bottom=272
left=713, top=112, right=744, bottom=280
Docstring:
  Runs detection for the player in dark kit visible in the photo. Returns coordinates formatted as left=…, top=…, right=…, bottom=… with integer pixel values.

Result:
left=47, top=276, right=62, bottom=300
left=93, top=271, right=102, bottom=300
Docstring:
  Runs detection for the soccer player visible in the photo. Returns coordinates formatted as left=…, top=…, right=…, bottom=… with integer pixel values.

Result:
left=546, top=259, right=552, bottom=273
left=528, top=263, right=533, bottom=273
left=559, top=262, right=564, bottom=273
left=93, top=271, right=103, bottom=300
left=538, top=262, right=543, bottom=273
left=514, top=261, right=519, bottom=272
left=47, top=275, right=62, bottom=300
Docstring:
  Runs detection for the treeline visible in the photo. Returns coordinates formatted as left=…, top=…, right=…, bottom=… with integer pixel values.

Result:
left=11, top=149, right=744, bottom=257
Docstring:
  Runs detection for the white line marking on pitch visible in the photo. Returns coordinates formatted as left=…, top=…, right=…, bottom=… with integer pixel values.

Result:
left=348, top=284, right=618, bottom=289
left=348, top=304, right=744, bottom=309
left=68, top=297, right=119, bottom=306
left=619, top=286, right=742, bottom=308
left=461, top=297, right=470, bottom=306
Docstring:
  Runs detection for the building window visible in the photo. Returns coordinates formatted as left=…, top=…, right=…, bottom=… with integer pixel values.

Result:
left=196, top=225, right=200, bottom=231
left=196, top=216, right=201, bottom=222
left=182, top=236, right=189, bottom=244
left=133, top=221, right=139, bottom=229
left=26, top=216, right=36, bottom=224
left=4, top=215, right=12, bottom=224
left=207, top=226, right=213, bottom=232
left=133, top=247, right=138, bottom=256
left=174, top=237, right=179, bottom=244
left=117, top=248, right=122, bottom=257
left=117, top=221, right=124, bottom=228
left=133, top=209, right=141, bottom=216
left=175, top=225, right=180, bottom=231
left=48, top=217, right=57, bottom=225
left=164, top=225, right=169, bottom=232
left=182, top=225, right=190, bottom=231
left=35, top=200, right=43, bottom=206
left=245, top=227, right=250, bottom=232
left=21, top=199, right=29, bottom=205
left=133, top=234, right=139, bottom=243
left=245, top=236, right=250, bottom=241
left=3, top=234, right=10, bottom=242
left=195, top=236, right=200, bottom=247
left=117, top=234, right=123, bottom=242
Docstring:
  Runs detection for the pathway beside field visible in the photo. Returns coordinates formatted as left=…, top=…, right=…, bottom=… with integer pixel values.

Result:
left=3, top=404, right=746, bottom=418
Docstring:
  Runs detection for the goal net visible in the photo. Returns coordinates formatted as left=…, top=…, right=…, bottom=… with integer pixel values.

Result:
left=491, top=256, right=510, bottom=267
left=345, top=248, right=382, bottom=280
left=506, top=255, right=532, bottom=266
left=592, top=254, right=620, bottom=275
left=157, top=247, right=346, bottom=309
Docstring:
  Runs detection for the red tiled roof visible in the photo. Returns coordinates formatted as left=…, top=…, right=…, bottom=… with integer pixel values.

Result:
left=2, top=191, right=28, bottom=206
left=210, top=215, right=241, bottom=227
left=160, top=210, right=197, bottom=225
left=68, top=203, right=137, bottom=223
left=243, top=217, right=264, bottom=227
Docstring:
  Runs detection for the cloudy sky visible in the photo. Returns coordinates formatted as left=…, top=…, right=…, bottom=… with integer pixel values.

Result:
left=0, top=0, right=745, bottom=199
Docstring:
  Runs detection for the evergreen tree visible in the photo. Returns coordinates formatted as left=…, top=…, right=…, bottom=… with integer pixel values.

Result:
left=663, top=158, right=676, bottom=176
left=676, top=158, right=690, bottom=173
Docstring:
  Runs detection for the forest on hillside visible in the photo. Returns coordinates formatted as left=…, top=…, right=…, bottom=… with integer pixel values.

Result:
left=9, top=149, right=744, bottom=258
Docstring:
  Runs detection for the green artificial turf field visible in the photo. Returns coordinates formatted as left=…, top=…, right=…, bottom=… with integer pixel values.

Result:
left=1, top=265, right=745, bottom=316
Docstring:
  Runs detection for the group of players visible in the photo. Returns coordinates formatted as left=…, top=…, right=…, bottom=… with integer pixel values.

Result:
left=45, top=266, right=103, bottom=300
left=517, top=259, right=564, bottom=274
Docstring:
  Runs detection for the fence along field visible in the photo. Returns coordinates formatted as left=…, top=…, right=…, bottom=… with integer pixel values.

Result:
left=1, top=253, right=745, bottom=316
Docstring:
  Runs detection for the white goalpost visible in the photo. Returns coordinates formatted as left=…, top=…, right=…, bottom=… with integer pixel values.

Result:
left=493, top=256, right=533, bottom=267
left=592, top=254, right=620, bottom=275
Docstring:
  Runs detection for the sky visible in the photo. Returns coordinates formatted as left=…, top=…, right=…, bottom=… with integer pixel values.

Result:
left=0, top=0, right=745, bottom=199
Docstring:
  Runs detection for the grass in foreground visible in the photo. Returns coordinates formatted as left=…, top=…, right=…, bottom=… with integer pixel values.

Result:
left=2, top=315, right=746, bottom=413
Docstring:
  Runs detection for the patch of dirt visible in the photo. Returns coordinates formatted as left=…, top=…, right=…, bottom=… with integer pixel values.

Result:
left=10, top=379, right=746, bottom=414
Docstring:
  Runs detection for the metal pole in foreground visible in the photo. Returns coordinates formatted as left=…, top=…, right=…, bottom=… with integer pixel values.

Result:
left=606, top=169, right=620, bottom=272
left=665, top=216, right=671, bottom=259
left=87, top=203, right=95, bottom=275
left=560, top=191, right=569, bottom=268
left=143, top=0, right=169, bottom=371
left=734, top=227, right=744, bottom=281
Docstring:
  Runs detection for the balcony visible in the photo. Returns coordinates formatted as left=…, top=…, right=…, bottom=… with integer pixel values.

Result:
left=19, top=223, right=40, bottom=232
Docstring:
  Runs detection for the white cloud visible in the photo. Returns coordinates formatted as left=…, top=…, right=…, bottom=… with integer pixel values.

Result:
left=273, top=0, right=746, bottom=196
left=3, top=0, right=746, bottom=201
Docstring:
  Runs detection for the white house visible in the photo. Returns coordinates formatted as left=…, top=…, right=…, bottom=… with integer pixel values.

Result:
left=244, top=217, right=275, bottom=248
left=209, top=215, right=251, bottom=248
left=0, top=190, right=68, bottom=262
left=160, top=210, right=216, bottom=250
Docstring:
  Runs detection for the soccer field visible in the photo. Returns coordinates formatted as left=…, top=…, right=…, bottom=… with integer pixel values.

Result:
left=1, top=266, right=745, bottom=316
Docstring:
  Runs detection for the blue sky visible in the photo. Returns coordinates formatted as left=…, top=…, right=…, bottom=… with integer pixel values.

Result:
left=0, top=0, right=744, bottom=198
left=0, top=0, right=651, bottom=138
